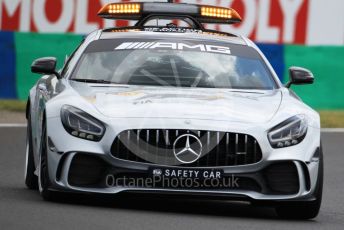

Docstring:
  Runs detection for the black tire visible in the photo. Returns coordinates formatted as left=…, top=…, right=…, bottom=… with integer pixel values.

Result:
left=25, top=113, right=38, bottom=190
left=38, top=120, right=56, bottom=201
left=275, top=146, right=324, bottom=219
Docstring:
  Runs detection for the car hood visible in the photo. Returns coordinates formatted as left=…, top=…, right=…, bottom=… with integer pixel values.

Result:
left=71, top=83, right=282, bottom=123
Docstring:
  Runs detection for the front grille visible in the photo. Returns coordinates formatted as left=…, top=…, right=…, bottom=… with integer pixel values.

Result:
left=110, top=129, right=262, bottom=167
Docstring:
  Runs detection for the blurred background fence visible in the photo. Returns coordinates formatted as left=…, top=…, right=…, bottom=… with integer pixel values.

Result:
left=0, top=0, right=344, bottom=109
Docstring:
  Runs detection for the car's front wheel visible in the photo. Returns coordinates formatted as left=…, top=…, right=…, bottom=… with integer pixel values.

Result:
left=38, top=121, right=55, bottom=201
left=275, top=147, right=323, bottom=219
left=24, top=113, right=38, bottom=190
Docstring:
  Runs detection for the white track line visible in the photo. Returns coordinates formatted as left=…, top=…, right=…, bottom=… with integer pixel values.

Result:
left=321, top=128, right=344, bottom=133
left=0, top=124, right=343, bottom=132
left=0, top=123, right=27, bottom=127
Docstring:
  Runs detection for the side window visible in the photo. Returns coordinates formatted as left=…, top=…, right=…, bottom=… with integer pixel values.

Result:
left=60, top=39, right=85, bottom=77
left=60, top=30, right=101, bottom=78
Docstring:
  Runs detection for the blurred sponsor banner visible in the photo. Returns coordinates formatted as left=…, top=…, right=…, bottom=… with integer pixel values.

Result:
left=1, top=0, right=344, bottom=44
left=0, top=31, right=16, bottom=98
left=0, top=0, right=344, bottom=109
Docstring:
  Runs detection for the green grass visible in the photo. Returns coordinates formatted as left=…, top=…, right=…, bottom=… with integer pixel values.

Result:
left=0, top=100, right=26, bottom=112
left=319, top=111, right=344, bottom=128
left=0, top=100, right=343, bottom=127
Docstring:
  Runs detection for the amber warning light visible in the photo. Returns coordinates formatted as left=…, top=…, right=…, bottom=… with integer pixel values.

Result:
left=98, top=3, right=142, bottom=18
left=97, top=2, right=242, bottom=24
left=201, top=6, right=241, bottom=21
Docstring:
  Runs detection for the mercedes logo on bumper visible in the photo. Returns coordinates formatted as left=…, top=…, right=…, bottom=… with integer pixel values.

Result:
left=173, top=134, right=203, bottom=164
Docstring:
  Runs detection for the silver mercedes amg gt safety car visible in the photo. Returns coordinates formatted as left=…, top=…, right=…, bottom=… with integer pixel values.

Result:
left=24, top=2, right=323, bottom=219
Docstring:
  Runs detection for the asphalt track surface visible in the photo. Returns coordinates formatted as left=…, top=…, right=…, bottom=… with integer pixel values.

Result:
left=0, top=127, right=343, bottom=230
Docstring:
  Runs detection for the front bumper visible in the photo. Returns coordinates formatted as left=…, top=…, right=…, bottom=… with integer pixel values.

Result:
left=45, top=116, right=321, bottom=201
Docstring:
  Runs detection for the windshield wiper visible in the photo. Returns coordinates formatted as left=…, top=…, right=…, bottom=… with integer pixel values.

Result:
left=71, top=79, right=112, bottom=84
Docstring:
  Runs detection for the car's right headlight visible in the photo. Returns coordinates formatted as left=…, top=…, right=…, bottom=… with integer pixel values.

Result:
left=61, top=105, right=105, bottom=141
left=268, top=115, right=307, bottom=148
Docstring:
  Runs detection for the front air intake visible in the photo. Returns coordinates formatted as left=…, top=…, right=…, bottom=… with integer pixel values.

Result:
left=68, top=154, right=108, bottom=187
left=263, top=162, right=300, bottom=195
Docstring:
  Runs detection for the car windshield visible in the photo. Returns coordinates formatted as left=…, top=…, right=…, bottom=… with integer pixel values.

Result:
left=71, top=39, right=277, bottom=90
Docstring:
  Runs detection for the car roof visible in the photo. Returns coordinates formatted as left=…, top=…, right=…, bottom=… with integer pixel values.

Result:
left=98, top=28, right=248, bottom=46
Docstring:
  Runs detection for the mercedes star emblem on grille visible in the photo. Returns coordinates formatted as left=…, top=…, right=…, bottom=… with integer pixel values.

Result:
left=173, top=134, right=203, bottom=164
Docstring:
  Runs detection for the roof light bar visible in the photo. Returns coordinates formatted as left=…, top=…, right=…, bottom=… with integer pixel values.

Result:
left=97, top=2, right=242, bottom=25
left=98, top=3, right=142, bottom=19
left=201, top=6, right=241, bottom=21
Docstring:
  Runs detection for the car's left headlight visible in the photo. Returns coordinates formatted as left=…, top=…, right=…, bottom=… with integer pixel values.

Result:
left=268, top=115, right=307, bottom=148
left=61, top=105, right=105, bottom=141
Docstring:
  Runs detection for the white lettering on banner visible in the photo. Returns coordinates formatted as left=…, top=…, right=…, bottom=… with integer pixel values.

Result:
left=306, top=0, right=344, bottom=45
left=220, top=0, right=257, bottom=37
left=186, top=0, right=300, bottom=43
left=279, top=0, right=303, bottom=43
left=33, top=0, right=73, bottom=32
left=1, top=0, right=344, bottom=44
left=256, top=0, right=279, bottom=43
left=0, top=0, right=30, bottom=31
left=75, top=0, right=98, bottom=33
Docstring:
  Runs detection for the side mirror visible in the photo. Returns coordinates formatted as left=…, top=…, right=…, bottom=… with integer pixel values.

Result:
left=31, top=57, right=61, bottom=79
left=285, top=67, right=314, bottom=88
